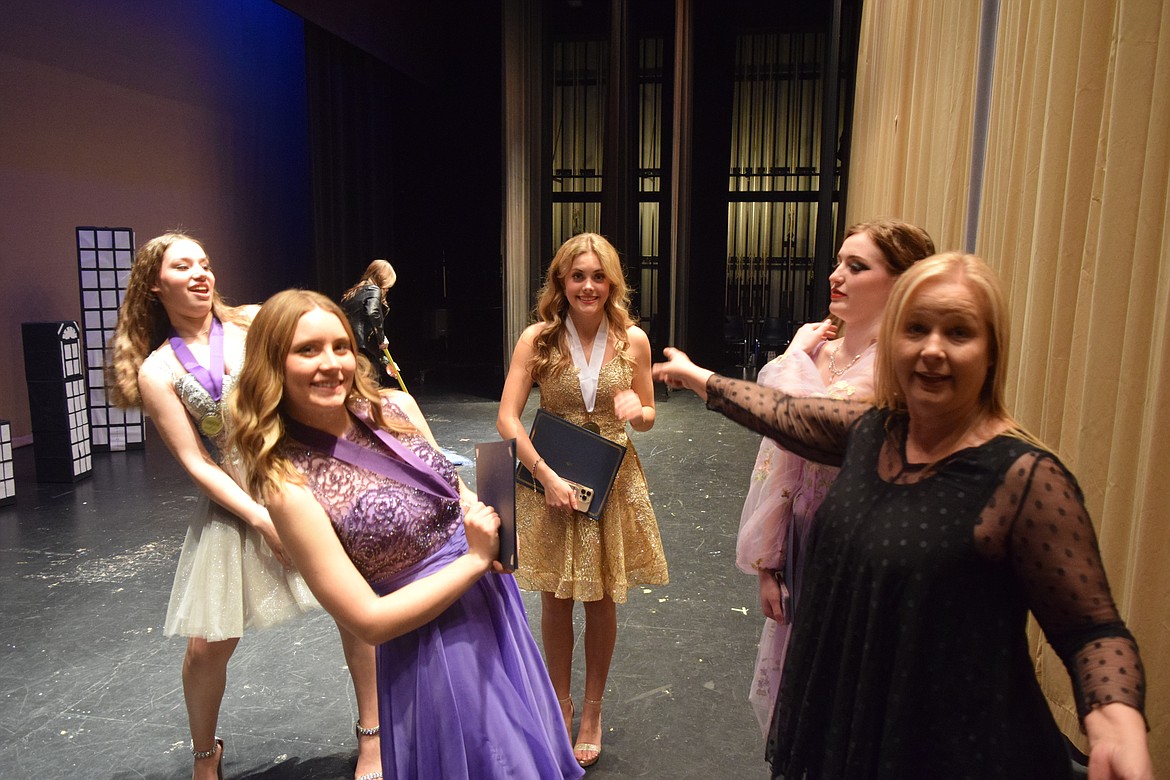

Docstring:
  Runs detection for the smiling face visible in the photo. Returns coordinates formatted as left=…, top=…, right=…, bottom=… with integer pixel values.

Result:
left=828, top=231, right=897, bottom=328
left=151, top=239, right=214, bottom=319
left=562, top=251, right=611, bottom=320
left=892, top=273, right=992, bottom=421
left=282, top=307, right=357, bottom=425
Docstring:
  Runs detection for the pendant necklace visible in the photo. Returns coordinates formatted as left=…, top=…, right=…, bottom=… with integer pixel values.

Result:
left=827, top=341, right=870, bottom=378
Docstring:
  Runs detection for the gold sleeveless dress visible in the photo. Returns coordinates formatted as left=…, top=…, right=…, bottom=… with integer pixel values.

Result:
left=515, top=350, right=668, bottom=603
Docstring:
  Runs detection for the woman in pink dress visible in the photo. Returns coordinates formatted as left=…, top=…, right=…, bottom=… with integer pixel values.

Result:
left=735, top=219, right=934, bottom=732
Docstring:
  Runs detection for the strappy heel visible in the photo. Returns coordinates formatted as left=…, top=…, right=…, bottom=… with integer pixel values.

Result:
left=354, top=721, right=382, bottom=780
left=574, top=697, right=603, bottom=768
left=191, top=737, right=224, bottom=780
left=557, top=695, right=575, bottom=740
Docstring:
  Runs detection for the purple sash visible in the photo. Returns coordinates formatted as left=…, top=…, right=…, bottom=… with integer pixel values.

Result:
left=169, top=317, right=224, bottom=401
left=284, top=411, right=459, bottom=502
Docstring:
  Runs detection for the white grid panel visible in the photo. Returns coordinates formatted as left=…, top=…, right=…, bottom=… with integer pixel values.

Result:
left=77, top=227, right=144, bottom=451
left=59, top=323, right=93, bottom=478
left=0, top=420, right=13, bottom=505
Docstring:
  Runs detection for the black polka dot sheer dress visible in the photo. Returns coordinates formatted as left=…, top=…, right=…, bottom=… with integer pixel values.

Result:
left=702, top=374, right=1145, bottom=780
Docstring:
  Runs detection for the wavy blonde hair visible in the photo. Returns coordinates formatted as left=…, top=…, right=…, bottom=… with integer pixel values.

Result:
left=341, top=258, right=397, bottom=303
left=106, top=231, right=246, bottom=408
left=229, top=289, right=413, bottom=503
left=528, top=233, right=636, bottom=384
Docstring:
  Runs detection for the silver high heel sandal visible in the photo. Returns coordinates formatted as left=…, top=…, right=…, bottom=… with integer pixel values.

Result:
left=354, top=721, right=382, bottom=780
left=191, top=737, right=224, bottom=780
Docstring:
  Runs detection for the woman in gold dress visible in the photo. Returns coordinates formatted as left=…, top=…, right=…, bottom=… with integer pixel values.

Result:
left=497, top=233, right=668, bottom=768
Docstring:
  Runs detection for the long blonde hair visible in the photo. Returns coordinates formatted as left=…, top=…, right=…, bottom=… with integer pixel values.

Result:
left=528, top=233, right=636, bottom=383
left=106, top=231, right=245, bottom=408
left=229, top=289, right=412, bottom=503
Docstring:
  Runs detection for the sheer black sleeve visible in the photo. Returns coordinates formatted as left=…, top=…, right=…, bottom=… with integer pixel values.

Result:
left=990, top=450, right=1145, bottom=722
left=704, top=374, right=871, bottom=467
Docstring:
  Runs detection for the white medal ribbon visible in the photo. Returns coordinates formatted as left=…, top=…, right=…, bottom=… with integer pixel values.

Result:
left=564, top=315, right=607, bottom=412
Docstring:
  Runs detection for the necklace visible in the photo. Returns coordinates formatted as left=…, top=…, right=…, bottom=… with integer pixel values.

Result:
left=827, top=342, right=866, bottom=377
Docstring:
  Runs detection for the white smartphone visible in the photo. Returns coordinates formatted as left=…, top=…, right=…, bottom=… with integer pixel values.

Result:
left=562, top=479, right=595, bottom=513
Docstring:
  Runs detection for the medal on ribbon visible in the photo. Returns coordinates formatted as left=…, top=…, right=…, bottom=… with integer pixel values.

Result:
left=199, top=413, right=225, bottom=436
left=170, top=317, right=226, bottom=437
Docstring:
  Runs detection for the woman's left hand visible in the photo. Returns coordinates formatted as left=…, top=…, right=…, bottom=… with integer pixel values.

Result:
left=613, top=389, right=644, bottom=425
left=787, top=319, right=837, bottom=356
left=462, top=500, right=501, bottom=570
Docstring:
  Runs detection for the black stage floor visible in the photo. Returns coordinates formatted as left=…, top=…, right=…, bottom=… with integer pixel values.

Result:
left=0, top=389, right=772, bottom=779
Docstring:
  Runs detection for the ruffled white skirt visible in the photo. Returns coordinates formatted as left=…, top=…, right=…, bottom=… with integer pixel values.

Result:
left=164, top=496, right=318, bottom=642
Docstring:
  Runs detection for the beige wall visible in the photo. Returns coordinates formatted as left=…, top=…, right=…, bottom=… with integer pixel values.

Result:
left=0, top=0, right=312, bottom=439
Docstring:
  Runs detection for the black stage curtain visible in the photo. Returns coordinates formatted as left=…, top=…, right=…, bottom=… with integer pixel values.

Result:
left=304, top=22, right=400, bottom=300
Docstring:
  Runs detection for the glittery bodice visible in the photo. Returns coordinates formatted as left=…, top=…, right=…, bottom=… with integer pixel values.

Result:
left=170, top=341, right=244, bottom=464
left=283, top=401, right=463, bottom=585
left=541, top=348, right=633, bottom=446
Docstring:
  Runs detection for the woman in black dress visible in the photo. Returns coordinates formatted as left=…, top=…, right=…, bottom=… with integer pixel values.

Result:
left=341, top=259, right=400, bottom=389
left=653, top=252, right=1150, bottom=779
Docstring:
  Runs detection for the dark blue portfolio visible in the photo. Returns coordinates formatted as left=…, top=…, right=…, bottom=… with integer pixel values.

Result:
left=514, top=408, right=626, bottom=520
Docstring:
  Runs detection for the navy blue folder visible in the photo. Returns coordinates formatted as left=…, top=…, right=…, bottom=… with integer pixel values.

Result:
left=514, top=408, right=626, bottom=520
left=475, top=438, right=517, bottom=568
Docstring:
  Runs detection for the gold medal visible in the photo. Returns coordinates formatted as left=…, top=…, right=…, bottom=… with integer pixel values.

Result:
left=199, top=413, right=224, bottom=437
left=583, top=421, right=601, bottom=435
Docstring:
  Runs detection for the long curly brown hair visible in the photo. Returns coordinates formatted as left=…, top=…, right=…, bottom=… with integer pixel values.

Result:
left=106, top=231, right=245, bottom=408
left=229, top=289, right=413, bottom=503
left=528, top=233, right=636, bottom=384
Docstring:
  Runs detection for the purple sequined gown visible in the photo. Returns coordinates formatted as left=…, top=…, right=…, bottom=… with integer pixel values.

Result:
left=285, top=398, right=582, bottom=780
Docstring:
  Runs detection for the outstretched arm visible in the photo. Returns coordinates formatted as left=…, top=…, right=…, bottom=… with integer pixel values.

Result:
left=651, top=347, right=715, bottom=400
left=654, top=347, right=861, bottom=465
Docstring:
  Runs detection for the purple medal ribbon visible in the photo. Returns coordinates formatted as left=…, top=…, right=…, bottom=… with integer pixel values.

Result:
left=169, top=317, right=224, bottom=401
left=284, top=411, right=459, bottom=502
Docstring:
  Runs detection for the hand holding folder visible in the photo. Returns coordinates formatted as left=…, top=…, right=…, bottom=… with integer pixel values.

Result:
left=515, top=409, right=626, bottom=520
left=475, top=439, right=517, bottom=568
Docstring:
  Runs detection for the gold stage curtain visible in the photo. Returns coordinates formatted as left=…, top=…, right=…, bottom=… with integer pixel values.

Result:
left=846, top=0, right=981, bottom=248
left=983, top=0, right=1169, bottom=763
left=849, top=0, right=1169, bottom=771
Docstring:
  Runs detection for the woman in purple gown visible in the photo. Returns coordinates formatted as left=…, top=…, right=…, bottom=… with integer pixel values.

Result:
left=230, top=289, right=582, bottom=780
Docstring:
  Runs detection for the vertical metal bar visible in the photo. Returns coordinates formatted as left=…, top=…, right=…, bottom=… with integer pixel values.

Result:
left=966, top=0, right=1000, bottom=251
left=813, top=0, right=842, bottom=313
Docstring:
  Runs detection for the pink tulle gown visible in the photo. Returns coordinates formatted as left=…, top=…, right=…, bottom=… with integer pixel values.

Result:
left=734, top=341, right=875, bottom=734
